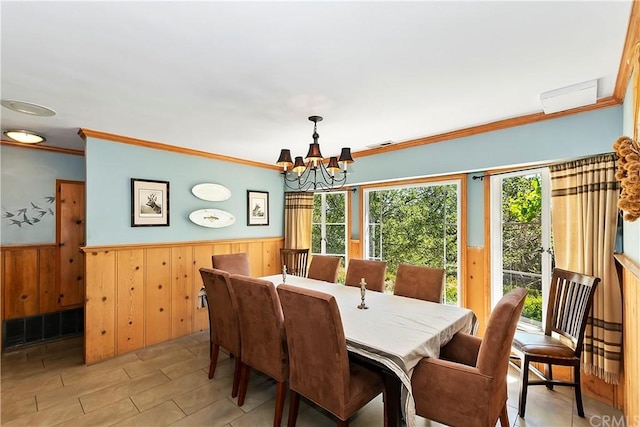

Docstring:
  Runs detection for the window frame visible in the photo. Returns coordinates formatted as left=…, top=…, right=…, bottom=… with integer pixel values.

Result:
left=359, top=175, right=467, bottom=304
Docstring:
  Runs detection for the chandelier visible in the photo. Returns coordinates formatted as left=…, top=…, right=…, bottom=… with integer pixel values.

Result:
left=276, top=116, right=354, bottom=191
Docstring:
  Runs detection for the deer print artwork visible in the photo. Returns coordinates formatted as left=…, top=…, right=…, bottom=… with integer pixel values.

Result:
left=143, top=192, right=162, bottom=215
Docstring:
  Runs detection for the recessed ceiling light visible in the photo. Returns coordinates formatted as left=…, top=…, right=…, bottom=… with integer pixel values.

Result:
left=3, top=130, right=46, bottom=144
left=0, top=99, right=56, bottom=116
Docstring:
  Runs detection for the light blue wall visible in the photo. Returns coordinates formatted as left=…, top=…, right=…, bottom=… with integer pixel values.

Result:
left=348, top=106, right=622, bottom=245
left=621, top=74, right=640, bottom=263
left=1, top=145, right=85, bottom=244
left=85, top=138, right=283, bottom=246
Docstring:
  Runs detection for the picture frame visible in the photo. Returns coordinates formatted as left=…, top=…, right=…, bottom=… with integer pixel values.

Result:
left=131, top=178, right=170, bottom=227
left=247, top=190, right=269, bottom=226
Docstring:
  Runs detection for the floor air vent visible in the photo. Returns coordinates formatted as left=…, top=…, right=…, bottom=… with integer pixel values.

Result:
left=2, top=307, right=83, bottom=350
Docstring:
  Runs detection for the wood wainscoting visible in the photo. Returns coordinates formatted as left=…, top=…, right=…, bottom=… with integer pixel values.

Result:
left=82, top=237, right=284, bottom=364
left=616, top=254, right=640, bottom=422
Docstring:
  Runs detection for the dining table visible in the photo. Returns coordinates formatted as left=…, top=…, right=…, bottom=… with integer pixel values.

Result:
left=261, top=274, right=477, bottom=427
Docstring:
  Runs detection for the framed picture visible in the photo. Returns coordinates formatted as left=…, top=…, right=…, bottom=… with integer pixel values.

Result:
left=247, top=190, right=269, bottom=226
left=131, top=178, right=170, bottom=227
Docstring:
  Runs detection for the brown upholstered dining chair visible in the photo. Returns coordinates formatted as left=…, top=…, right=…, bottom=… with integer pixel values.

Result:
left=512, top=268, right=600, bottom=418
left=307, top=255, right=342, bottom=283
left=393, top=263, right=445, bottom=303
left=277, top=284, right=386, bottom=427
left=198, top=268, right=242, bottom=398
left=280, top=248, right=309, bottom=277
left=411, top=287, right=527, bottom=427
left=229, top=274, right=288, bottom=427
left=211, top=252, right=250, bottom=275
left=344, top=258, right=387, bottom=292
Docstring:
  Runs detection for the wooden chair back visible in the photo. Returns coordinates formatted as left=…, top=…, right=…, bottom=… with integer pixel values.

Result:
left=544, top=268, right=600, bottom=357
left=280, top=248, right=310, bottom=277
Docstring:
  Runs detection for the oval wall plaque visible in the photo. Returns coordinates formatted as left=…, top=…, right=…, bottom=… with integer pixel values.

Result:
left=191, top=183, right=231, bottom=202
left=189, top=209, right=236, bottom=228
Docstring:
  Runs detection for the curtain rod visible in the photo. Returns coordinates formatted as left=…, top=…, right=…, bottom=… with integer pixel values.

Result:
left=471, top=152, right=616, bottom=181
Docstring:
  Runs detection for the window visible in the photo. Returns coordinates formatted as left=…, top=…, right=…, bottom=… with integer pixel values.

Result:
left=363, top=180, right=461, bottom=304
left=312, top=191, right=348, bottom=280
left=490, top=168, right=552, bottom=328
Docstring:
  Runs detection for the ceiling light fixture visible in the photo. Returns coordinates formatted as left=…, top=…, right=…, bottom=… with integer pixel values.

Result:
left=0, top=99, right=56, bottom=116
left=3, top=130, right=46, bottom=144
left=277, top=116, right=354, bottom=192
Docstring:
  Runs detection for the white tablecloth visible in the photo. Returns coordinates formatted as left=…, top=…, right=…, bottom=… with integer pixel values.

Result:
left=262, top=274, right=477, bottom=427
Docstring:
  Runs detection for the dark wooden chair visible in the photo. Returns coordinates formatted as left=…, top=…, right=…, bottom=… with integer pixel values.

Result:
left=393, top=263, right=445, bottom=303
left=211, top=252, right=250, bottom=275
left=511, top=268, right=600, bottom=418
left=411, top=288, right=527, bottom=427
left=344, top=259, right=387, bottom=293
left=277, top=284, right=386, bottom=426
left=307, top=255, right=342, bottom=283
left=280, top=248, right=309, bottom=277
left=198, top=268, right=242, bottom=398
left=229, top=274, right=288, bottom=427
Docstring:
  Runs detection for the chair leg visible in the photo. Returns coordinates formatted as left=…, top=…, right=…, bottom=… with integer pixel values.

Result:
left=231, top=356, right=242, bottom=398
left=237, top=363, right=251, bottom=406
left=499, top=403, right=509, bottom=427
left=288, top=390, right=300, bottom=427
left=209, top=344, right=220, bottom=379
left=382, top=388, right=388, bottom=427
left=274, top=380, right=287, bottom=427
left=518, top=356, right=530, bottom=418
left=546, top=363, right=554, bottom=390
left=574, top=364, right=584, bottom=417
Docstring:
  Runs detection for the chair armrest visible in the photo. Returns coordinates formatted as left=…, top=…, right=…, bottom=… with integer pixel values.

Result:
left=411, top=357, right=493, bottom=422
left=440, top=332, right=482, bottom=367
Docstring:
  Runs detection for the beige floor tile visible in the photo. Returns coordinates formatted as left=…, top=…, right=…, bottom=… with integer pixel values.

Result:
left=1, top=372, right=63, bottom=402
left=124, top=348, right=197, bottom=379
left=79, top=370, right=171, bottom=413
left=173, top=377, right=235, bottom=415
left=135, top=341, right=191, bottom=361
left=171, top=397, right=245, bottom=427
left=3, top=397, right=84, bottom=427
left=131, top=371, right=210, bottom=412
left=161, top=354, right=210, bottom=380
left=114, top=400, right=186, bottom=426
left=35, top=368, right=130, bottom=411
left=55, top=398, right=139, bottom=426
left=0, top=395, right=37, bottom=424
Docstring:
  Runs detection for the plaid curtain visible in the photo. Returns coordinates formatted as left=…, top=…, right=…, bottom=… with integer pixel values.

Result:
left=550, top=153, right=622, bottom=384
left=284, top=192, right=313, bottom=250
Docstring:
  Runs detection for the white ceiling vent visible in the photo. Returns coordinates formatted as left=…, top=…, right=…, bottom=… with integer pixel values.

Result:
left=540, top=79, right=598, bottom=114
left=366, top=140, right=396, bottom=149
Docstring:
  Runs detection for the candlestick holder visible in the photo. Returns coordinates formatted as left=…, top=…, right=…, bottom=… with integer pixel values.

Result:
left=282, top=265, right=287, bottom=284
left=357, top=277, right=369, bottom=309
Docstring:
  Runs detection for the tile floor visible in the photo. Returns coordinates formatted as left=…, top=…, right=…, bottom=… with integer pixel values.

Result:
left=0, top=332, right=624, bottom=426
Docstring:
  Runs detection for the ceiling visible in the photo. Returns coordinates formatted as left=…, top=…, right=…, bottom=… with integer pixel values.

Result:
left=0, top=1, right=635, bottom=166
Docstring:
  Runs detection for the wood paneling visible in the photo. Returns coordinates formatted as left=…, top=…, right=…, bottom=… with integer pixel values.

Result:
left=39, top=247, right=57, bottom=314
left=145, top=248, right=172, bottom=346
left=3, top=249, right=39, bottom=319
left=1, top=245, right=63, bottom=319
left=170, top=247, right=193, bottom=339
left=83, top=237, right=284, bottom=364
left=85, top=250, right=116, bottom=363
left=116, top=249, right=144, bottom=354
left=617, top=254, right=640, bottom=423
left=466, top=247, right=487, bottom=335
left=57, top=180, right=86, bottom=308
